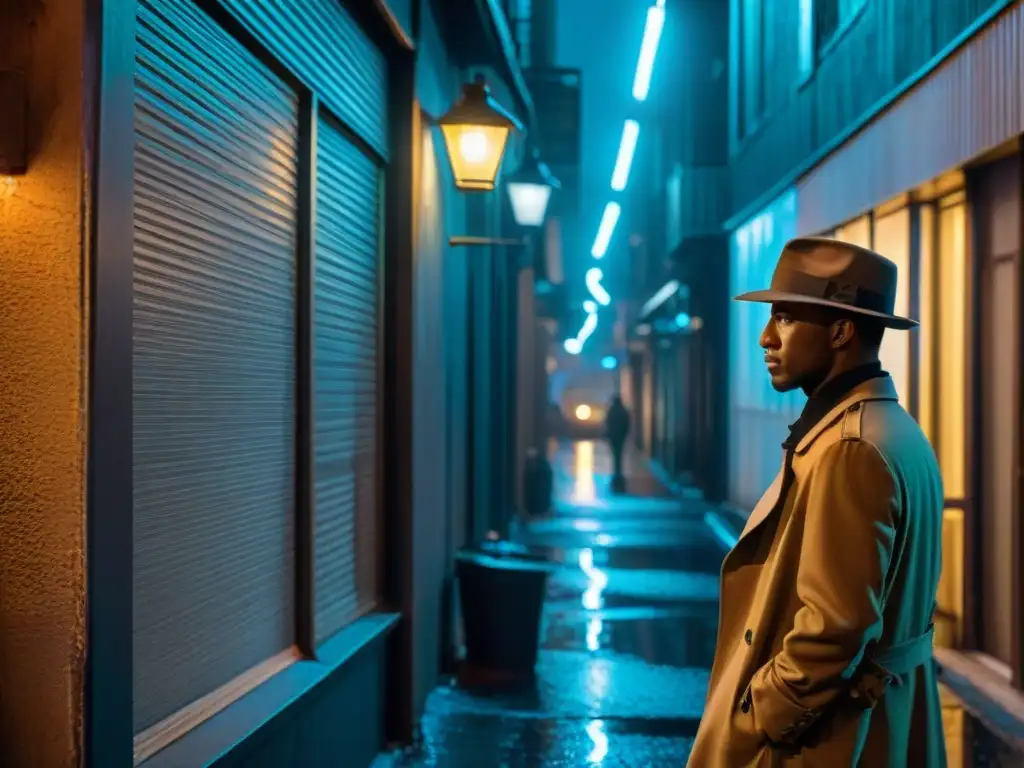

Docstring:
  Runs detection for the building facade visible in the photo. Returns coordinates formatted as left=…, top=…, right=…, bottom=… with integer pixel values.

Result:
left=626, top=0, right=732, bottom=502
left=733, top=0, right=1023, bottom=657
left=638, top=0, right=1022, bottom=640
left=727, top=0, right=1023, bottom=761
left=0, top=0, right=530, bottom=766
left=630, top=0, right=1024, bottom=756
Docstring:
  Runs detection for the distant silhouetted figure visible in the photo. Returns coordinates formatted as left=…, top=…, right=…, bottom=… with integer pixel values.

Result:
left=522, top=447, right=553, bottom=518
left=604, top=395, right=630, bottom=493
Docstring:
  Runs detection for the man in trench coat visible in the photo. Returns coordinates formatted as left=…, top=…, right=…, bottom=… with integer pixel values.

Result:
left=688, top=238, right=946, bottom=767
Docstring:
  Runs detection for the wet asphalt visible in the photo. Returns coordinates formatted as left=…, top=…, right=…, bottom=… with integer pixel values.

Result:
left=392, top=440, right=730, bottom=766
left=386, top=440, right=1024, bottom=767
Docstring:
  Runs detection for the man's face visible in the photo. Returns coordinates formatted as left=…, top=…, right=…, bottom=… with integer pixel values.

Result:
left=759, top=302, right=837, bottom=393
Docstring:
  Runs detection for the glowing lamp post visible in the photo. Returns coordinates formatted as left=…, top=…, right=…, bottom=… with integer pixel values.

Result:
left=439, top=78, right=522, bottom=193
left=507, top=148, right=560, bottom=227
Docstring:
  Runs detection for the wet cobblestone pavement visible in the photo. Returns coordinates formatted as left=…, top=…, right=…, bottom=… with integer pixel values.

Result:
left=389, top=441, right=725, bottom=766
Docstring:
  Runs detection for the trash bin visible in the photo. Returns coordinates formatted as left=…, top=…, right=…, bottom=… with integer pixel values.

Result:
left=456, top=540, right=553, bottom=677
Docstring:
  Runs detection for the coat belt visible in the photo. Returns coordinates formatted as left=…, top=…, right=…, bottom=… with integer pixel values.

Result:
left=874, top=625, right=935, bottom=676
left=851, top=625, right=935, bottom=708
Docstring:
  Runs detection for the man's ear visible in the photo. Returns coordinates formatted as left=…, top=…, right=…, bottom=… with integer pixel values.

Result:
left=831, top=318, right=854, bottom=348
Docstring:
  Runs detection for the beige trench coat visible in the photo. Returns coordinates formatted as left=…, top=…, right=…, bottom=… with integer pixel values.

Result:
left=688, top=377, right=947, bottom=767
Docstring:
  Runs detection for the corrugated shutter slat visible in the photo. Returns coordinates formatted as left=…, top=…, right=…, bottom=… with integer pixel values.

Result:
left=133, top=0, right=299, bottom=733
left=219, top=0, right=389, bottom=156
left=313, top=118, right=382, bottom=644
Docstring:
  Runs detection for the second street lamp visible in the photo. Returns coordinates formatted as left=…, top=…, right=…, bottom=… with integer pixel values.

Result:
left=506, top=148, right=560, bottom=228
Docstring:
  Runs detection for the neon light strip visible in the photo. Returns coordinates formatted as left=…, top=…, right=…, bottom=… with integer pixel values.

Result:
left=632, top=4, right=665, bottom=101
left=610, top=120, right=640, bottom=192
left=585, top=267, right=611, bottom=306
left=577, top=310, right=599, bottom=345
left=591, top=202, right=621, bottom=259
left=640, top=279, right=680, bottom=318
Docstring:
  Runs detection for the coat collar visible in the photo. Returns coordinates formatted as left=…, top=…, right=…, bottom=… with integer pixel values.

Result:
left=730, top=376, right=899, bottom=554
left=783, top=362, right=884, bottom=450
left=794, top=375, right=898, bottom=454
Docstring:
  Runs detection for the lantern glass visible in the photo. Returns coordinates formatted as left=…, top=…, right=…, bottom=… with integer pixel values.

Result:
left=506, top=149, right=559, bottom=227
left=507, top=181, right=552, bottom=227
left=440, top=123, right=511, bottom=192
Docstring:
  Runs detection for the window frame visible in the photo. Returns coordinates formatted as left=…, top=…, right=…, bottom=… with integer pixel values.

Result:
left=801, top=196, right=975, bottom=659
left=814, top=0, right=869, bottom=62
left=796, top=0, right=816, bottom=86
left=734, top=0, right=767, bottom=141
left=86, top=0, right=138, bottom=763
left=797, top=0, right=870, bottom=87
left=871, top=207, right=913, bottom=409
left=933, top=191, right=970, bottom=502
left=913, top=190, right=974, bottom=654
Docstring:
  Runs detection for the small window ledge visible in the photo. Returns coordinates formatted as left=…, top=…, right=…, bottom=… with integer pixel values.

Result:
left=140, top=612, right=401, bottom=768
left=935, top=646, right=1024, bottom=752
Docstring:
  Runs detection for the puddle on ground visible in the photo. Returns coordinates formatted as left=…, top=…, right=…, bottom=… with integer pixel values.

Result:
left=395, top=711, right=698, bottom=767
left=542, top=602, right=718, bottom=669
left=540, top=544, right=725, bottom=574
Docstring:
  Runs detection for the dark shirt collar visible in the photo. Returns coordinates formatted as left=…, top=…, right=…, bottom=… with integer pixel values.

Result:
left=783, top=362, right=888, bottom=450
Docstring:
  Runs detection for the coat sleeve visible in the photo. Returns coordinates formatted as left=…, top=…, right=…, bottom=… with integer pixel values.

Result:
left=747, top=438, right=898, bottom=745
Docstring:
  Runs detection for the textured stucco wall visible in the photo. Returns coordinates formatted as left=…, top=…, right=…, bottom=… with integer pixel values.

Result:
left=0, top=2, right=87, bottom=766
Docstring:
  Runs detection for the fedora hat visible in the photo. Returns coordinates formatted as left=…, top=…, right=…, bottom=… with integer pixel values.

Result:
left=734, top=236, right=917, bottom=330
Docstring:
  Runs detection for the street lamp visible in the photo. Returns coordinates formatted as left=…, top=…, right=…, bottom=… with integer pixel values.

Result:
left=506, top=148, right=560, bottom=227
left=439, top=77, right=522, bottom=193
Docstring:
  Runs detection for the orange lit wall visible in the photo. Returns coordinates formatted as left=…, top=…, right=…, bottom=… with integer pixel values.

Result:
left=0, top=4, right=87, bottom=765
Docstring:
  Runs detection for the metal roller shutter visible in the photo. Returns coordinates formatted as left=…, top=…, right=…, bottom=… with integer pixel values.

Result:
left=219, top=0, right=389, bottom=156
left=313, top=116, right=382, bottom=644
left=133, top=0, right=299, bottom=733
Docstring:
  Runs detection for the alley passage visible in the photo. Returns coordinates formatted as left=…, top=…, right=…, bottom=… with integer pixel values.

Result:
left=391, top=440, right=736, bottom=766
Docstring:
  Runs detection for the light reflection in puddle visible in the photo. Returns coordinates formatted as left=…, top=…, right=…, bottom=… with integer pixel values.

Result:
left=573, top=441, right=597, bottom=502
left=579, top=548, right=609, bottom=650
left=585, top=617, right=602, bottom=652
left=586, top=719, right=608, bottom=763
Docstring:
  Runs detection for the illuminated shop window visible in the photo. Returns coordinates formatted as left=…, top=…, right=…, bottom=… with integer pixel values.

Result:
left=917, top=204, right=936, bottom=444
left=873, top=209, right=911, bottom=407
left=834, top=214, right=871, bottom=249
left=937, top=194, right=967, bottom=499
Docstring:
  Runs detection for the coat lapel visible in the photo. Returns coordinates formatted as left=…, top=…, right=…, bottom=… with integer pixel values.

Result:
left=733, top=377, right=900, bottom=550
left=739, top=460, right=787, bottom=542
